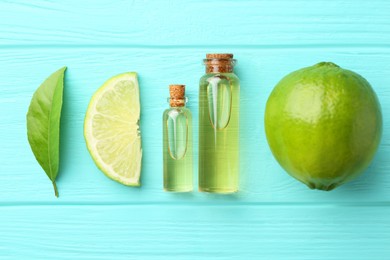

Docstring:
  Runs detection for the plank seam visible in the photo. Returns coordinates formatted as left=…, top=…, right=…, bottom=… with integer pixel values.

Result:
left=2, top=44, right=390, bottom=49
left=1, top=201, right=390, bottom=207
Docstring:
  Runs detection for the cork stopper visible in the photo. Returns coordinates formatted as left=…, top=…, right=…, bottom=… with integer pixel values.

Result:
left=204, top=53, right=236, bottom=73
left=206, top=53, right=234, bottom=59
left=169, top=84, right=186, bottom=107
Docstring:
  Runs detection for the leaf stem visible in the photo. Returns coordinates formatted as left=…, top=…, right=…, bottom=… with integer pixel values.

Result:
left=52, top=181, right=59, bottom=197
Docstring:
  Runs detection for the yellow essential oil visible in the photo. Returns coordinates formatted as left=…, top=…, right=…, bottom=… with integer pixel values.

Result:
left=199, top=54, right=240, bottom=193
left=163, top=85, right=193, bottom=192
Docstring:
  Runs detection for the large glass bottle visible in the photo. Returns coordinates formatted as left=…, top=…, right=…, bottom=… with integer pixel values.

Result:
left=163, top=85, right=193, bottom=192
left=199, top=54, right=240, bottom=193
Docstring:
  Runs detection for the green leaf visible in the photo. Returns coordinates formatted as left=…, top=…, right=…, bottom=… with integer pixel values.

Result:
left=26, top=67, right=67, bottom=197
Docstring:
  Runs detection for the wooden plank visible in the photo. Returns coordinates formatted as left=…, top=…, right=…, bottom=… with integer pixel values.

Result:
left=1, top=1, right=389, bottom=259
left=0, top=48, right=389, bottom=203
left=1, top=0, right=390, bottom=46
left=0, top=205, right=389, bottom=259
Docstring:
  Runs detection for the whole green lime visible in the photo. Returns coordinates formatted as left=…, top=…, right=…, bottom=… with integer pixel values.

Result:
left=265, top=62, right=382, bottom=191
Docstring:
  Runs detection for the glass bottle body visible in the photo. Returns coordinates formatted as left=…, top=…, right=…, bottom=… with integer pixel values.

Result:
left=163, top=105, right=193, bottom=192
left=199, top=72, right=240, bottom=193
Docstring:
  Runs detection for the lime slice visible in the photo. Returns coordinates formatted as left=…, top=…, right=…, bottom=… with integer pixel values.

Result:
left=84, top=72, right=142, bottom=186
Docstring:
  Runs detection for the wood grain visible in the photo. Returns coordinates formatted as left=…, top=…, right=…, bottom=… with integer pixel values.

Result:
left=1, top=205, right=389, bottom=259
left=1, top=0, right=390, bottom=259
left=1, top=0, right=390, bottom=47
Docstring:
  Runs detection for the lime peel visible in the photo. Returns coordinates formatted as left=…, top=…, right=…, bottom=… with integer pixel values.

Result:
left=265, top=62, right=382, bottom=191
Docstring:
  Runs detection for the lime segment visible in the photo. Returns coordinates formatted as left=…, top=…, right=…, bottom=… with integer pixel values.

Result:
left=84, top=72, right=142, bottom=186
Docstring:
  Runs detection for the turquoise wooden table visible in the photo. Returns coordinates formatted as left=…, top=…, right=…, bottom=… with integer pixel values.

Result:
left=1, top=0, right=390, bottom=259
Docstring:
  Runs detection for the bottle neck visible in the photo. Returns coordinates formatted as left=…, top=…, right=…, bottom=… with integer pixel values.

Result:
left=168, top=97, right=187, bottom=108
left=204, top=58, right=236, bottom=73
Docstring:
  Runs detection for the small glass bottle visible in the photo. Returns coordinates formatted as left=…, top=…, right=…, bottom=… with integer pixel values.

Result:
left=163, top=85, right=193, bottom=192
left=199, top=54, right=240, bottom=193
